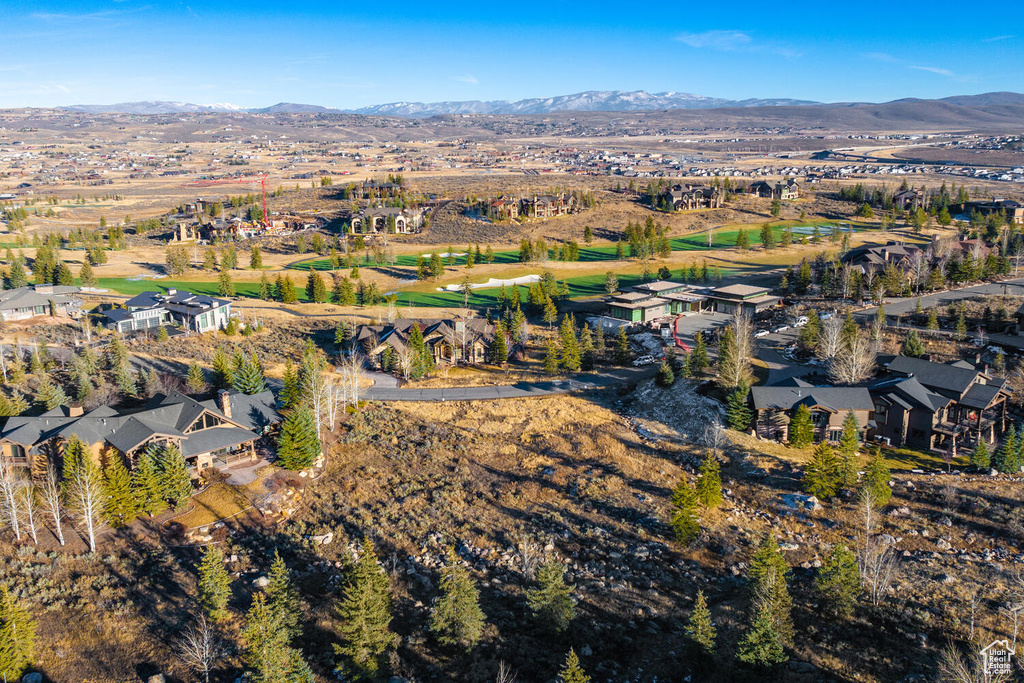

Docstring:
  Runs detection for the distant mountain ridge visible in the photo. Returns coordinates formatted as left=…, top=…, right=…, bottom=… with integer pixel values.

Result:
left=55, top=91, right=1024, bottom=118
left=348, top=90, right=820, bottom=117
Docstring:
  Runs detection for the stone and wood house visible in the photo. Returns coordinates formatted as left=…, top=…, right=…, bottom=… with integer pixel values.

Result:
left=356, top=318, right=498, bottom=368
left=0, top=390, right=280, bottom=480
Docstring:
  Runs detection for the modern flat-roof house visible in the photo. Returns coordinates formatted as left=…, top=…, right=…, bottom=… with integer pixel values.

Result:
left=630, top=281, right=711, bottom=314
left=0, top=285, right=83, bottom=322
left=880, top=355, right=1010, bottom=449
left=356, top=318, right=497, bottom=367
left=0, top=389, right=279, bottom=479
left=750, top=378, right=874, bottom=443
left=106, top=290, right=231, bottom=334
left=707, top=285, right=780, bottom=316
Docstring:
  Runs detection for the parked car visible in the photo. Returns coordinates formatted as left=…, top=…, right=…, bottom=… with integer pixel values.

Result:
left=793, top=316, right=809, bottom=327
left=819, top=312, right=835, bottom=321
left=754, top=329, right=771, bottom=338
left=772, top=324, right=791, bottom=333
left=632, top=355, right=657, bottom=367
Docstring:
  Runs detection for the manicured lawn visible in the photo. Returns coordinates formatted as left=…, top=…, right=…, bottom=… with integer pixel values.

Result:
left=880, top=445, right=968, bottom=472
left=289, top=221, right=870, bottom=273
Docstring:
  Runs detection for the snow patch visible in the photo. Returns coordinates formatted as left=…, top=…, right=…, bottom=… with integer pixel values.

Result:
left=437, top=274, right=542, bottom=292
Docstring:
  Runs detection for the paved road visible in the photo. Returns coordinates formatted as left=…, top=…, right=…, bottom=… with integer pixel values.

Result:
left=855, top=279, right=1024, bottom=322
left=363, top=365, right=659, bottom=402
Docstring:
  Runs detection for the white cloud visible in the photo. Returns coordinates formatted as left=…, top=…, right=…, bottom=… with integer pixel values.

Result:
left=675, top=29, right=799, bottom=58
left=984, top=35, right=1015, bottom=42
left=675, top=30, right=752, bottom=51
left=454, top=74, right=479, bottom=85
left=909, top=65, right=955, bottom=77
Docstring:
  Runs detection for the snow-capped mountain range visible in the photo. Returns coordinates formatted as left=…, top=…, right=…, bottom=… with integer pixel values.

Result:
left=59, top=90, right=819, bottom=117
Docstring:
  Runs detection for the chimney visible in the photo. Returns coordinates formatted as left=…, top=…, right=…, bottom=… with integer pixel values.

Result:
left=68, top=402, right=83, bottom=418
left=218, top=389, right=232, bottom=418
left=975, top=352, right=982, bottom=366
left=167, top=288, right=177, bottom=296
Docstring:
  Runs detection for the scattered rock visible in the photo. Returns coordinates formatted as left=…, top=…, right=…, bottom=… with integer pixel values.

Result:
left=936, top=539, right=952, bottom=551
left=580, top=644, right=593, bottom=657
left=779, top=494, right=822, bottom=511
left=779, top=542, right=800, bottom=551
left=22, top=674, right=42, bottom=683
left=147, top=676, right=165, bottom=683
left=254, top=576, right=270, bottom=588
left=311, top=532, right=334, bottom=546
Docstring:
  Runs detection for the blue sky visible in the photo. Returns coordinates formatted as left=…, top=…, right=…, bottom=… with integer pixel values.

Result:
left=1, top=0, right=1020, bottom=109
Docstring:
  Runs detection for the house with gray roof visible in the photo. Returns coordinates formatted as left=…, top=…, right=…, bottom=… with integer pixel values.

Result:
left=0, top=285, right=83, bottom=322
left=750, top=378, right=874, bottom=443
left=356, top=318, right=497, bottom=368
left=102, top=289, right=231, bottom=334
left=868, top=376, right=952, bottom=450
left=0, top=389, right=279, bottom=479
left=881, top=355, right=1010, bottom=449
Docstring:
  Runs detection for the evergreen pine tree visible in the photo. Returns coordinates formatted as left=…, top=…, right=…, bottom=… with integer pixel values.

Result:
left=670, top=476, right=700, bottom=546
left=837, top=410, right=861, bottom=488
left=217, top=268, right=235, bottom=297
left=656, top=360, right=675, bottom=386
left=902, top=329, right=925, bottom=358
left=736, top=600, right=787, bottom=668
left=276, top=403, right=320, bottom=470
left=280, top=360, right=300, bottom=410
left=158, top=443, right=193, bottom=510
left=970, top=440, right=991, bottom=470
left=78, top=259, right=97, bottom=288
left=266, top=551, right=303, bottom=642
left=927, top=308, right=939, bottom=330
left=36, top=375, right=69, bottom=410
left=543, top=337, right=560, bottom=375
left=258, top=272, right=272, bottom=300
left=726, top=384, right=752, bottom=431
left=690, top=331, right=709, bottom=373
left=696, top=451, right=723, bottom=509
left=102, top=455, right=138, bottom=527
left=233, top=353, right=268, bottom=395
left=242, top=592, right=300, bottom=683
left=197, top=545, right=232, bottom=622
left=526, top=559, right=576, bottom=633
left=815, top=543, right=860, bottom=617
left=186, top=362, right=206, bottom=394
left=747, top=535, right=794, bottom=646
left=334, top=538, right=398, bottom=679
left=212, top=347, right=233, bottom=390
left=429, top=548, right=486, bottom=650
left=0, top=584, right=36, bottom=682
left=490, top=321, right=509, bottom=365
left=280, top=276, right=298, bottom=304
left=613, top=326, right=631, bottom=366
left=558, top=315, right=581, bottom=372
left=860, top=448, right=893, bottom=508
left=788, top=404, right=814, bottom=448
left=407, top=323, right=434, bottom=378
left=686, top=589, right=717, bottom=657
left=804, top=441, right=840, bottom=500
left=131, top=445, right=167, bottom=516
left=557, top=649, right=590, bottom=683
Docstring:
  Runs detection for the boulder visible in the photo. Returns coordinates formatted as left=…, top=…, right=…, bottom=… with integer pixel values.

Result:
left=779, top=494, right=822, bottom=511
left=311, top=532, right=334, bottom=546
left=936, top=538, right=952, bottom=551
left=147, top=676, right=166, bottom=683
left=22, top=674, right=42, bottom=683
left=254, top=575, right=270, bottom=588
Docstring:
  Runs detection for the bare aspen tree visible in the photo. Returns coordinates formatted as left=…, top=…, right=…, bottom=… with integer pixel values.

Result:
left=40, top=465, right=65, bottom=546
left=721, top=311, right=755, bottom=389
left=303, top=361, right=331, bottom=444
left=0, top=344, right=8, bottom=383
left=938, top=643, right=1011, bottom=683
left=396, top=347, right=413, bottom=380
left=17, top=481, right=38, bottom=544
left=174, top=615, right=225, bottom=683
left=703, top=419, right=727, bottom=459
left=0, top=458, right=22, bottom=541
left=856, top=491, right=899, bottom=606
left=495, top=661, right=518, bottom=683
left=817, top=317, right=844, bottom=363
left=67, top=457, right=107, bottom=552
left=830, top=331, right=875, bottom=385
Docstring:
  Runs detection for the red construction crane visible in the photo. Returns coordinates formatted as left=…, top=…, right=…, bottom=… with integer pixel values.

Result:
left=183, top=174, right=269, bottom=226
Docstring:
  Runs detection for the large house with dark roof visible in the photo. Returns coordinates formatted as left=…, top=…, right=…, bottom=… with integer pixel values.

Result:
left=0, top=389, right=279, bottom=479
left=841, top=242, right=922, bottom=276
left=879, top=355, right=1010, bottom=449
left=750, top=379, right=874, bottom=443
left=868, top=375, right=952, bottom=450
left=102, top=289, right=232, bottom=334
left=662, top=184, right=722, bottom=211
left=356, top=318, right=498, bottom=367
